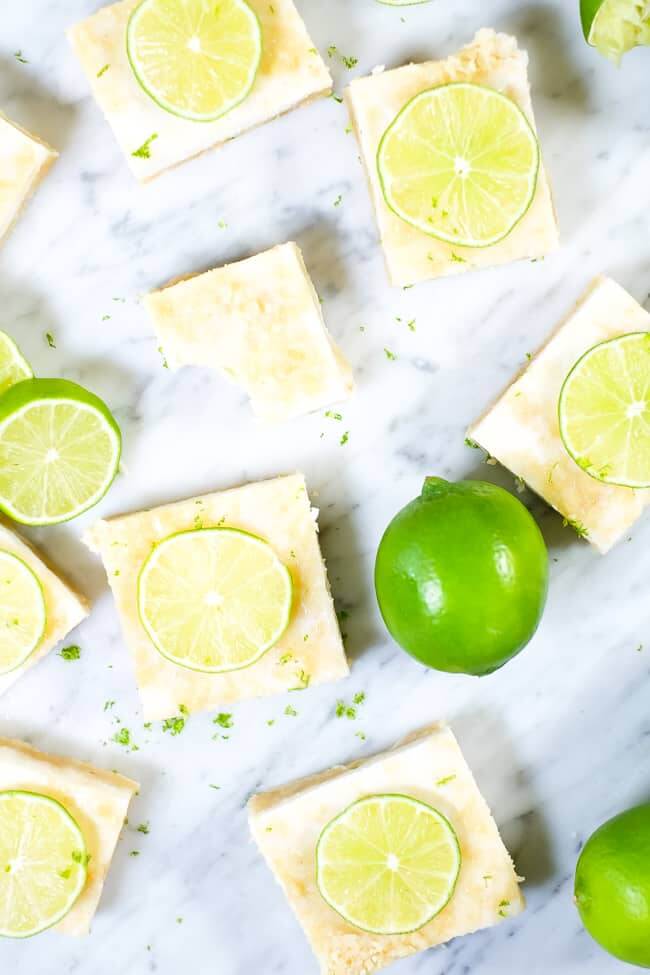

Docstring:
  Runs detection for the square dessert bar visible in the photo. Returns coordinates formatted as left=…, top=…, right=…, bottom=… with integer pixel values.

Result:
left=0, top=522, right=89, bottom=699
left=0, top=737, right=138, bottom=935
left=85, top=474, right=349, bottom=720
left=68, top=0, right=332, bottom=181
left=469, top=276, right=650, bottom=553
left=143, top=242, right=354, bottom=423
left=346, top=29, right=559, bottom=288
left=249, top=722, right=523, bottom=974
left=0, top=113, right=57, bottom=244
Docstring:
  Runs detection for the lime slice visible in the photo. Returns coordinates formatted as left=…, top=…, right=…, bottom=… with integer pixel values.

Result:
left=0, top=332, right=32, bottom=396
left=316, top=794, right=461, bottom=935
left=138, top=527, right=293, bottom=673
left=0, top=378, right=121, bottom=526
left=0, top=790, right=87, bottom=938
left=0, top=551, right=46, bottom=676
left=558, top=332, right=650, bottom=488
left=582, top=0, right=650, bottom=62
left=127, top=0, right=263, bottom=122
left=377, top=82, right=540, bottom=248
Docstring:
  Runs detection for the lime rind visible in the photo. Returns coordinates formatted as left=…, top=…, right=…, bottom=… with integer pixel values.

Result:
left=0, top=332, right=33, bottom=396
left=0, top=790, right=87, bottom=938
left=316, top=793, right=461, bottom=936
left=137, top=527, right=293, bottom=674
left=582, top=0, right=650, bottom=62
left=377, top=82, right=540, bottom=249
left=0, top=379, right=122, bottom=527
left=0, top=551, right=46, bottom=677
left=126, top=0, right=263, bottom=123
left=558, top=332, right=650, bottom=489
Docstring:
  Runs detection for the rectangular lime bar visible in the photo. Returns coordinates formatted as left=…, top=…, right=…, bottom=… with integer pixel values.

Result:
left=469, top=276, right=650, bottom=553
left=0, top=112, right=57, bottom=244
left=249, top=722, right=523, bottom=974
left=346, top=29, right=559, bottom=288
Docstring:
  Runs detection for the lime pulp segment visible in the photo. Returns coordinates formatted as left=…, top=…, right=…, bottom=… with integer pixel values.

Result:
left=138, top=527, right=293, bottom=673
left=0, top=790, right=87, bottom=938
left=558, top=332, right=650, bottom=488
left=582, top=0, right=650, bottom=61
left=127, top=0, right=263, bottom=122
left=0, top=551, right=46, bottom=676
left=0, top=332, right=32, bottom=396
left=377, top=82, right=540, bottom=248
left=316, top=794, right=461, bottom=935
left=0, top=379, right=121, bottom=526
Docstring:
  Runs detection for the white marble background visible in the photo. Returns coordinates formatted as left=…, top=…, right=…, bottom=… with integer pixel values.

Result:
left=1, top=1, right=649, bottom=972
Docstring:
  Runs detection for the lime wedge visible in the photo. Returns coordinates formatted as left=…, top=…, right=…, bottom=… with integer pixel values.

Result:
left=0, top=551, right=46, bottom=676
left=0, top=378, right=121, bottom=526
left=0, top=790, right=87, bottom=938
left=582, top=0, right=650, bottom=62
left=138, top=527, right=293, bottom=673
left=377, top=82, right=540, bottom=248
left=558, top=332, right=650, bottom=488
left=316, top=794, right=461, bottom=935
left=127, top=0, right=263, bottom=122
left=0, top=332, right=32, bottom=396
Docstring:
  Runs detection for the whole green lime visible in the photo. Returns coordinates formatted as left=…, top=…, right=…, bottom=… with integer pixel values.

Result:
left=374, top=477, right=548, bottom=675
left=575, top=804, right=650, bottom=967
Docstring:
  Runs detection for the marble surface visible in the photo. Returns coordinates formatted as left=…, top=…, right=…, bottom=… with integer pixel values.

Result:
left=1, top=1, right=649, bottom=973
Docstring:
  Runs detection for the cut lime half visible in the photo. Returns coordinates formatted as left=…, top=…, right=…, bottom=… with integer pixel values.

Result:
left=558, top=332, right=650, bottom=488
left=127, top=0, right=263, bottom=122
left=0, top=790, right=88, bottom=938
left=0, top=551, right=46, bottom=676
left=0, top=332, right=32, bottom=396
left=377, top=82, right=540, bottom=248
left=582, top=0, right=650, bottom=62
left=138, top=527, right=293, bottom=673
left=316, top=794, right=461, bottom=935
left=0, top=378, right=121, bottom=526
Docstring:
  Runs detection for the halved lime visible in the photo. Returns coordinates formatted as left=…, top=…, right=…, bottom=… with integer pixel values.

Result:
left=582, top=0, right=650, bottom=62
left=0, top=790, right=88, bottom=938
left=0, top=551, right=46, bottom=676
left=0, top=378, right=121, bottom=526
left=377, top=82, right=540, bottom=248
left=138, top=527, right=293, bottom=673
left=316, top=794, right=461, bottom=935
left=0, top=332, right=32, bottom=396
left=127, top=0, right=263, bottom=122
left=558, top=332, right=650, bottom=488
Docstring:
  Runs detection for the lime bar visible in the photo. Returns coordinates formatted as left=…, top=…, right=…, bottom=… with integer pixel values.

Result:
left=249, top=723, right=523, bottom=975
left=346, top=29, right=558, bottom=287
left=0, top=112, right=57, bottom=247
left=85, top=474, right=348, bottom=721
left=0, top=737, right=138, bottom=936
left=468, top=277, right=650, bottom=554
left=68, top=0, right=332, bottom=181
left=0, top=522, right=88, bottom=697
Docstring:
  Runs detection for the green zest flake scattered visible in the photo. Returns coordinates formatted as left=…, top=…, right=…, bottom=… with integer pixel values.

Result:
left=407, top=319, right=416, bottom=332
left=435, top=774, right=456, bottom=787
left=132, top=133, right=158, bottom=159
left=450, top=252, right=467, bottom=263
left=157, top=346, right=169, bottom=368
left=104, top=700, right=115, bottom=711
left=334, top=195, right=343, bottom=207
left=355, top=731, right=366, bottom=741
left=497, top=899, right=510, bottom=917
left=59, top=867, right=72, bottom=879
left=547, top=462, right=559, bottom=484
left=213, top=713, right=233, bottom=729
left=176, top=917, right=183, bottom=924
left=464, top=437, right=480, bottom=449
left=289, top=669, right=310, bottom=691
left=342, top=55, right=358, bottom=69
left=284, top=705, right=298, bottom=717
left=384, top=348, right=396, bottom=361
left=162, top=714, right=185, bottom=735
left=45, top=332, right=56, bottom=349
left=208, top=784, right=221, bottom=790
left=340, top=431, right=349, bottom=446
left=130, top=850, right=140, bottom=857
left=325, top=411, right=342, bottom=421
left=112, top=728, right=131, bottom=747
left=136, top=822, right=150, bottom=834
left=97, top=63, right=110, bottom=78
left=331, top=93, right=343, bottom=104
left=72, top=850, right=91, bottom=866
left=278, top=652, right=294, bottom=665
left=218, top=219, right=228, bottom=229
left=525, top=352, right=532, bottom=361
left=59, top=645, right=81, bottom=661
left=14, top=51, right=28, bottom=64
left=327, top=44, right=337, bottom=57
left=266, top=719, right=275, bottom=726
left=353, top=692, right=365, bottom=706
left=562, top=517, right=589, bottom=540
